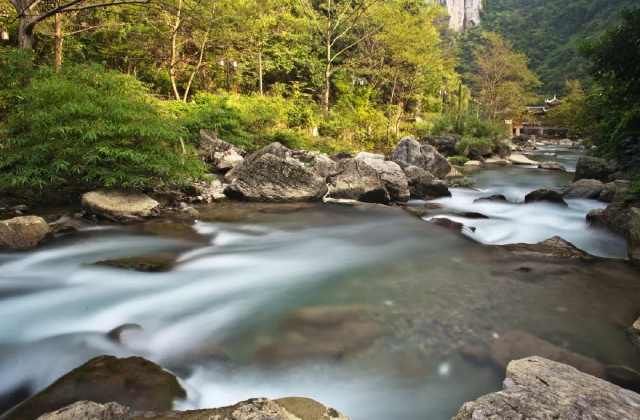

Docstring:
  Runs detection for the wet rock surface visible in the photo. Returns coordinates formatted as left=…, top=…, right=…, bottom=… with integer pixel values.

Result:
left=563, top=179, right=605, bottom=199
left=524, top=188, right=567, bottom=206
left=3, top=356, right=186, bottom=420
left=328, top=159, right=391, bottom=204
left=0, top=216, right=51, bottom=250
left=391, top=136, right=451, bottom=179
left=403, top=166, right=451, bottom=199
left=498, top=236, right=590, bottom=259
left=453, top=357, right=640, bottom=420
left=574, top=156, right=618, bottom=182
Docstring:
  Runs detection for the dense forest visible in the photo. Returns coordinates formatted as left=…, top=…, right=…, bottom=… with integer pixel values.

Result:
left=480, top=0, right=637, bottom=93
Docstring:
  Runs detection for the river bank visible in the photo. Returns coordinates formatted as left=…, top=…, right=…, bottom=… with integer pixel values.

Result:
left=1, top=134, right=639, bottom=419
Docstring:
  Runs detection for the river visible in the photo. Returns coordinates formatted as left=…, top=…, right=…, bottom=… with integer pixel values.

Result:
left=0, top=145, right=638, bottom=419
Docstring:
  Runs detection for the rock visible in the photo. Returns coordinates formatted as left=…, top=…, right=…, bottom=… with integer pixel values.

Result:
left=488, top=330, right=605, bottom=379
left=446, top=166, right=463, bottom=178
left=0, top=216, right=51, bottom=250
left=484, top=157, right=510, bottom=166
left=81, top=191, right=160, bottom=221
left=391, top=136, right=451, bottom=179
left=587, top=203, right=640, bottom=263
left=355, top=155, right=410, bottom=202
left=3, top=356, right=186, bottom=420
left=563, top=179, right=605, bottom=199
left=327, top=159, right=389, bottom=204
left=225, top=143, right=328, bottom=202
left=500, top=236, right=589, bottom=259
left=95, top=253, right=176, bottom=272
left=525, top=189, right=567, bottom=206
left=354, top=151, right=384, bottom=161
left=422, top=135, right=460, bottom=156
left=508, top=153, right=538, bottom=165
left=448, top=177, right=475, bottom=188
left=37, top=398, right=349, bottom=420
left=198, top=129, right=245, bottom=172
left=453, top=356, right=640, bottom=420
left=600, top=180, right=631, bottom=203
left=403, top=166, right=451, bottom=200
left=464, top=160, right=482, bottom=167
left=255, top=305, right=381, bottom=363
left=36, top=401, right=131, bottom=420
left=184, top=179, right=226, bottom=203
left=474, top=194, right=508, bottom=203
left=574, top=156, right=618, bottom=182
left=292, top=150, right=338, bottom=179
left=538, top=161, right=566, bottom=171
left=430, top=217, right=465, bottom=232
left=48, top=215, right=86, bottom=235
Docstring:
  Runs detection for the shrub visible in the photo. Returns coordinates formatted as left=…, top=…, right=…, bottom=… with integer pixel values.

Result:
left=448, top=155, right=469, bottom=166
left=0, top=48, right=36, bottom=120
left=455, top=137, right=495, bottom=157
left=0, top=64, right=204, bottom=192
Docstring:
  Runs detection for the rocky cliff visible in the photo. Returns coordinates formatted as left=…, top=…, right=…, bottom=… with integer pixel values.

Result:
left=440, top=0, right=483, bottom=31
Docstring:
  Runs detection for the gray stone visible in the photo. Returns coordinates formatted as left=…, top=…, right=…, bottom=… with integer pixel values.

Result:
left=224, top=143, right=328, bottom=202
left=574, top=156, right=617, bottom=182
left=403, top=166, right=451, bottom=199
left=453, top=356, right=640, bottom=420
left=81, top=191, right=160, bottom=221
left=0, top=216, right=50, bottom=250
left=355, top=155, right=410, bottom=202
left=600, top=180, right=631, bottom=203
left=37, top=401, right=131, bottom=420
left=198, top=130, right=245, bottom=172
left=500, top=236, right=589, bottom=259
left=422, top=135, right=460, bottom=156
left=563, top=179, right=605, bottom=199
left=327, top=159, right=390, bottom=204
left=525, top=189, right=567, bottom=206
left=538, top=161, right=566, bottom=171
left=391, top=136, right=451, bottom=179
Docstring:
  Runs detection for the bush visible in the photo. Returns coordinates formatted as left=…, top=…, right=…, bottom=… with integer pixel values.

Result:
left=0, top=64, right=204, bottom=192
left=0, top=48, right=36, bottom=120
left=448, top=155, right=469, bottom=166
left=455, top=137, right=494, bottom=157
left=430, top=112, right=506, bottom=140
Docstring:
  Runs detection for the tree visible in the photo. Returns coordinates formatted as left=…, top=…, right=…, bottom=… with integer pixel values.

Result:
left=469, top=32, right=539, bottom=120
left=299, top=0, right=382, bottom=114
left=8, top=0, right=150, bottom=50
left=544, top=80, right=587, bottom=136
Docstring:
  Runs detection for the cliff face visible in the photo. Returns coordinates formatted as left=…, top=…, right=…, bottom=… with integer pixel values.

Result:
left=440, top=0, right=483, bottom=31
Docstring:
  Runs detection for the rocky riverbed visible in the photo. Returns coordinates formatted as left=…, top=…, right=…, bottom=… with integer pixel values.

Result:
left=1, top=134, right=639, bottom=419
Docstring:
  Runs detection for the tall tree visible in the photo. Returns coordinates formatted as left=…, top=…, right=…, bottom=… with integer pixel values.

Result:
left=8, top=0, right=150, bottom=49
left=469, top=32, right=539, bottom=120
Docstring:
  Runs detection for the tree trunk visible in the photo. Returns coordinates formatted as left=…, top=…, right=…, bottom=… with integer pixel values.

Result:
left=258, top=50, right=264, bottom=96
left=54, top=13, right=64, bottom=72
left=169, top=0, right=183, bottom=101
left=18, top=17, right=35, bottom=49
left=322, top=63, right=331, bottom=115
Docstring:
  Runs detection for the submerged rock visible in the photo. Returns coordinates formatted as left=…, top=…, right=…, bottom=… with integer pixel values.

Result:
left=95, top=253, right=176, bottom=272
left=37, top=398, right=349, bottom=420
left=500, top=236, right=589, bottom=259
left=574, top=156, right=617, bottom=182
left=3, top=356, right=186, bottom=420
left=563, top=179, right=605, bottom=199
left=391, top=136, right=451, bottom=179
left=255, top=305, right=381, bottom=363
left=538, top=161, right=566, bottom=171
left=429, top=217, right=465, bottom=233
left=225, top=143, right=328, bottom=202
left=473, top=194, right=508, bottom=203
left=453, top=357, right=640, bottom=420
left=524, top=189, right=567, bottom=206
left=82, top=191, right=160, bottom=222
left=403, top=166, right=451, bottom=199
left=0, top=216, right=50, bottom=250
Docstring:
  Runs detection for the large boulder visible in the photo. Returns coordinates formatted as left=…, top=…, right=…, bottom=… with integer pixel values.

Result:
left=0, top=216, right=50, bottom=250
left=355, top=155, right=409, bottom=202
left=524, top=189, right=567, bottom=206
left=37, top=398, right=349, bottom=420
left=453, top=357, right=640, bottom=420
left=587, top=203, right=640, bottom=263
left=563, top=179, right=605, bottom=199
left=81, top=191, right=160, bottom=221
left=422, top=135, right=460, bottom=156
left=391, top=136, right=451, bottom=179
left=403, top=166, right=451, bottom=199
left=599, top=180, right=631, bottom=203
left=224, top=143, right=329, bottom=202
left=327, top=158, right=396, bottom=204
left=3, top=356, right=186, bottom=420
left=198, top=130, right=245, bottom=172
left=574, top=156, right=617, bottom=182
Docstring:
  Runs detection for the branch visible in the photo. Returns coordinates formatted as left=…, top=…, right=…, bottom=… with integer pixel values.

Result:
left=330, top=24, right=383, bottom=64
left=28, top=0, right=150, bottom=30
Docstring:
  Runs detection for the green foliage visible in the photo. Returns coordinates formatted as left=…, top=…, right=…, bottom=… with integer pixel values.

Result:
left=0, top=48, right=35, bottom=119
left=0, top=64, right=204, bottom=192
left=455, top=137, right=494, bottom=157
left=544, top=80, right=588, bottom=137
left=480, top=0, right=637, bottom=93
left=431, top=112, right=506, bottom=140
left=448, top=155, right=469, bottom=166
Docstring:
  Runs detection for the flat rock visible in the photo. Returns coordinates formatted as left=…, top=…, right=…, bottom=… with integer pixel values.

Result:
left=4, top=356, right=186, bottom=420
left=508, top=153, right=538, bottom=166
left=82, top=191, right=160, bottom=221
left=485, top=157, right=511, bottom=166
left=453, top=356, right=640, bottom=420
left=0, top=216, right=50, bottom=250
left=500, top=236, right=589, bottom=259
left=538, top=161, right=566, bottom=171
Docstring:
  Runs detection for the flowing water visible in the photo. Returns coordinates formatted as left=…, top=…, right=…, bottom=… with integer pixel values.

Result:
left=0, top=147, right=639, bottom=420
